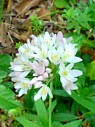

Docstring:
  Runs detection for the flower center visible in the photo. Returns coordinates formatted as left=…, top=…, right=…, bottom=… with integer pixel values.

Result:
left=52, top=54, right=58, bottom=62
left=21, top=83, right=27, bottom=88
left=40, top=50, right=46, bottom=59
left=40, top=87, right=47, bottom=95
left=62, top=70, right=68, bottom=76
left=24, top=49, right=29, bottom=53
left=45, top=39, right=51, bottom=44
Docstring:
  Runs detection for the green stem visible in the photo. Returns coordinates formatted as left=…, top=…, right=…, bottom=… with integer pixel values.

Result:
left=49, top=81, right=53, bottom=127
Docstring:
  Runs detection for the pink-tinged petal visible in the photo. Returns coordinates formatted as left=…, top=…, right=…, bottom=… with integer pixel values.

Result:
left=56, top=31, right=65, bottom=47
left=20, top=71, right=30, bottom=78
left=43, top=72, right=48, bottom=78
left=31, top=61, right=45, bottom=75
left=43, top=59, right=49, bottom=66
left=70, top=83, right=78, bottom=90
left=30, top=77, right=38, bottom=85
left=56, top=31, right=63, bottom=40
left=37, top=76, right=44, bottom=81
left=34, top=82, right=42, bottom=88
left=33, top=73, right=38, bottom=76
left=60, top=77, right=67, bottom=86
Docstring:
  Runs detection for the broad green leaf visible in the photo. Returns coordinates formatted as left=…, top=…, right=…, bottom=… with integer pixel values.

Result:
left=71, top=92, right=95, bottom=113
left=1, top=81, right=14, bottom=89
left=74, top=62, right=86, bottom=85
left=53, top=122, right=62, bottom=127
left=0, top=54, right=12, bottom=72
left=0, top=86, right=22, bottom=110
left=15, top=115, right=40, bottom=127
left=0, top=70, right=7, bottom=79
left=53, top=89, right=69, bottom=97
left=0, top=78, right=3, bottom=83
left=91, top=122, right=95, bottom=127
left=0, top=54, right=12, bottom=66
left=23, top=113, right=38, bottom=122
left=35, top=99, right=48, bottom=127
left=53, top=90, right=95, bottom=113
left=61, top=119, right=82, bottom=127
left=53, top=113, right=77, bottom=122
left=54, top=0, right=67, bottom=8
left=87, top=60, right=95, bottom=80
left=24, top=88, right=34, bottom=109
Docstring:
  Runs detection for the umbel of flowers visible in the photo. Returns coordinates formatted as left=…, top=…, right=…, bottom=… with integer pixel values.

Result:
left=9, top=31, right=82, bottom=101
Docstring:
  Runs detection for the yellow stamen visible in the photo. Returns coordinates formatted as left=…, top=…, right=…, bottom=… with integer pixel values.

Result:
left=40, top=87, right=47, bottom=95
left=62, top=71, right=68, bottom=76
left=24, top=49, right=29, bottom=53
left=21, top=83, right=27, bottom=88
left=52, top=54, right=58, bottom=62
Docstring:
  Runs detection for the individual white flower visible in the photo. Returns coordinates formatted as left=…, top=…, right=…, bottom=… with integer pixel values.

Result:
left=56, top=31, right=66, bottom=48
left=28, top=44, right=48, bottom=60
left=59, top=63, right=82, bottom=85
left=61, top=41, right=82, bottom=63
left=10, top=56, right=32, bottom=73
left=63, top=80, right=78, bottom=95
left=9, top=71, right=28, bottom=82
left=48, top=46, right=61, bottom=65
left=14, top=78, right=31, bottom=97
left=38, top=32, right=56, bottom=49
left=17, top=43, right=33, bottom=59
left=31, top=60, right=46, bottom=76
left=30, top=34, right=41, bottom=48
left=34, top=85, right=53, bottom=101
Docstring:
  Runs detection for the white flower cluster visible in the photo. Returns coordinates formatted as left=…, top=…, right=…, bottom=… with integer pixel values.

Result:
left=9, top=31, right=82, bottom=101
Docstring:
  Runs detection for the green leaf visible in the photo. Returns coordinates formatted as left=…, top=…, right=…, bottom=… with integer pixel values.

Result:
left=23, top=113, right=38, bottom=122
left=35, top=99, right=48, bottom=127
left=54, top=0, right=67, bottom=8
left=15, top=115, right=40, bottom=127
left=53, top=89, right=69, bottom=97
left=53, top=122, right=62, bottom=127
left=0, top=70, right=7, bottom=79
left=71, top=91, right=95, bottom=113
left=1, top=81, right=14, bottom=89
left=87, top=60, right=95, bottom=80
left=0, top=86, right=22, bottom=110
left=53, top=90, right=95, bottom=113
left=74, top=62, right=86, bottom=85
left=0, top=54, right=12, bottom=65
left=61, top=119, right=82, bottom=127
left=53, top=113, right=77, bottom=122
left=0, top=54, right=12, bottom=72
left=24, top=88, right=34, bottom=109
left=51, top=99, right=57, bottom=113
